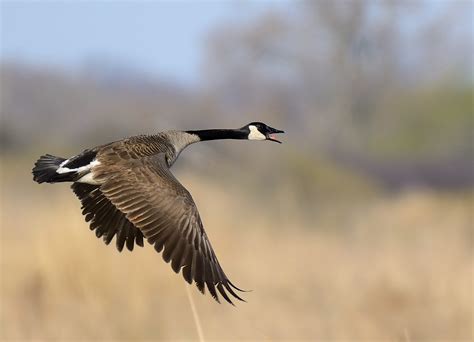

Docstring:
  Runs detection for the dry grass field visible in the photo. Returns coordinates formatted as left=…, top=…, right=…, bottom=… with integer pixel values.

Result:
left=1, top=158, right=472, bottom=341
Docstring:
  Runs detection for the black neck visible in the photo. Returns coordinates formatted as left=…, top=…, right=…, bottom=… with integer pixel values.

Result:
left=186, top=129, right=247, bottom=142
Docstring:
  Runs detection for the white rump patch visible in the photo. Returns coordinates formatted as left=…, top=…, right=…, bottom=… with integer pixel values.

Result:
left=57, top=159, right=101, bottom=174
left=57, top=158, right=102, bottom=184
left=59, top=159, right=70, bottom=168
left=248, top=125, right=266, bottom=141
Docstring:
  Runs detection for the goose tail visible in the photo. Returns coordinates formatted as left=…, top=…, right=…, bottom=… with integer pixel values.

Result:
left=32, top=154, right=70, bottom=183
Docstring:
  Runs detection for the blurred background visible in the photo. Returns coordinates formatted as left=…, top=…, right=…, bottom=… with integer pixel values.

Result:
left=1, top=1, right=472, bottom=340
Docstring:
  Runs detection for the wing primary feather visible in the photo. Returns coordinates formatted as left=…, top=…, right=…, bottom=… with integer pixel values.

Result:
left=181, top=247, right=193, bottom=284
left=170, top=237, right=186, bottom=273
left=135, top=231, right=144, bottom=247
left=194, top=253, right=205, bottom=294
left=103, top=209, right=123, bottom=245
left=163, top=231, right=180, bottom=263
left=126, top=223, right=136, bottom=251
left=95, top=204, right=117, bottom=238
left=228, top=280, right=249, bottom=292
left=182, top=266, right=193, bottom=284
left=216, top=282, right=234, bottom=306
left=85, top=212, right=94, bottom=222
left=116, top=220, right=129, bottom=252
left=181, top=245, right=194, bottom=284
left=88, top=193, right=112, bottom=218
left=154, top=242, right=164, bottom=254
left=90, top=199, right=115, bottom=233
left=205, top=262, right=219, bottom=302
left=222, top=281, right=245, bottom=302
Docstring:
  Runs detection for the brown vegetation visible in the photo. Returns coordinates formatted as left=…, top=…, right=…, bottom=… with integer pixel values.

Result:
left=1, top=159, right=472, bottom=340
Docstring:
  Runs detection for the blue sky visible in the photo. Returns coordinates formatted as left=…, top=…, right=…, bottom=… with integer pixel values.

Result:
left=1, top=1, right=285, bottom=84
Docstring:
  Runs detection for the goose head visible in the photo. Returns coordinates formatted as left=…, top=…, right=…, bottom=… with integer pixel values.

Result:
left=242, top=122, right=285, bottom=143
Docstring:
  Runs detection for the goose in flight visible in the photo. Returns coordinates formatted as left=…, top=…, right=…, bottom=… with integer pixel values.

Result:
left=32, top=122, right=284, bottom=304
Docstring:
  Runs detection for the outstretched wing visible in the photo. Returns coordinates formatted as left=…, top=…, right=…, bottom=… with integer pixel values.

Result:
left=71, top=183, right=144, bottom=252
left=94, top=152, right=245, bottom=304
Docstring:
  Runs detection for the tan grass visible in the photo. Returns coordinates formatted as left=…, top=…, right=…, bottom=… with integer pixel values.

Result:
left=0, top=163, right=472, bottom=340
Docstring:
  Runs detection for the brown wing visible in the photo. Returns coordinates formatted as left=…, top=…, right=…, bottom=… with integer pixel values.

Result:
left=94, top=153, right=245, bottom=304
left=71, top=183, right=144, bottom=252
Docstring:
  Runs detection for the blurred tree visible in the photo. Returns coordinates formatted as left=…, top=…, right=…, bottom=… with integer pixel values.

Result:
left=203, top=0, right=473, bottom=188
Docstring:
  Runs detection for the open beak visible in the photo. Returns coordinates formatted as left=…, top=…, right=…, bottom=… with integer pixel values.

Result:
left=267, top=128, right=285, bottom=144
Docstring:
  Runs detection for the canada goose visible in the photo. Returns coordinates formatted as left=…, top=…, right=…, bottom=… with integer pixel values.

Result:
left=32, top=122, right=284, bottom=304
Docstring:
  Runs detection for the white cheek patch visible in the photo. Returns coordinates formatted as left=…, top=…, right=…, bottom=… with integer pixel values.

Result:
left=248, top=125, right=266, bottom=141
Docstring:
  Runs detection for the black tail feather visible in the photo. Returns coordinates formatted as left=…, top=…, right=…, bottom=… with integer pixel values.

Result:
left=32, top=154, right=69, bottom=183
